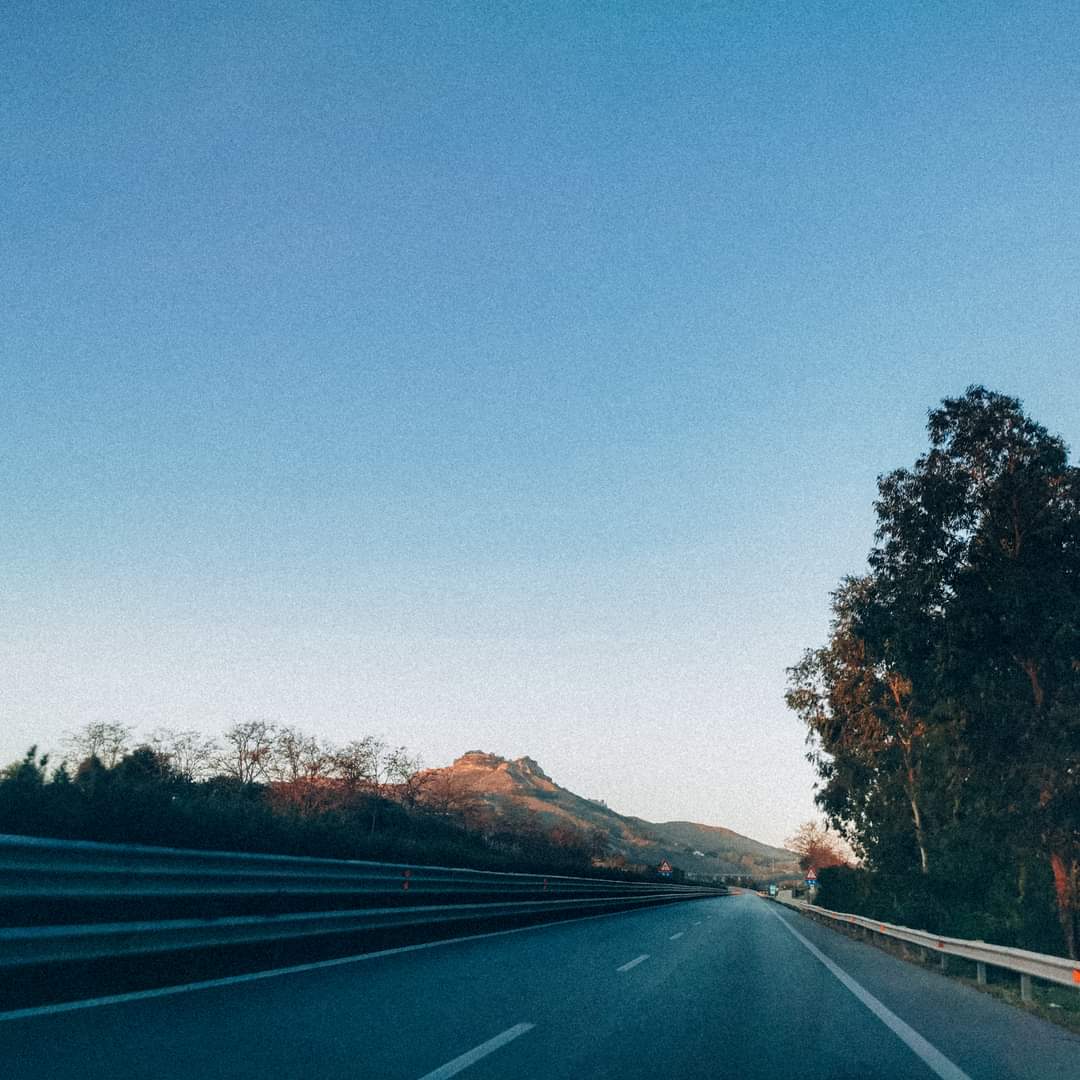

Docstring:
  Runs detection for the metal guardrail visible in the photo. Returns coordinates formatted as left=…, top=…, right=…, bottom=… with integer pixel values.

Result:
left=773, top=895, right=1080, bottom=998
left=0, top=834, right=726, bottom=967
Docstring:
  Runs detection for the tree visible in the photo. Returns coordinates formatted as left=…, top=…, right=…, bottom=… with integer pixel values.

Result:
left=149, top=728, right=219, bottom=781
left=789, top=386, right=1080, bottom=956
left=1, top=746, right=49, bottom=787
left=111, top=745, right=183, bottom=788
left=875, top=388, right=1080, bottom=954
left=784, top=821, right=853, bottom=874
left=417, top=769, right=485, bottom=827
left=63, top=722, right=132, bottom=768
left=787, top=576, right=937, bottom=875
left=331, top=736, right=422, bottom=834
left=270, top=726, right=332, bottom=784
left=267, top=727, right=335, bottom=815
left=214, top=721, right=277, bottom=785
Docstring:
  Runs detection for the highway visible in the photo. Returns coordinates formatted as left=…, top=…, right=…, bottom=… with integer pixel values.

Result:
left=5, top=893, right=1078, bottom=1079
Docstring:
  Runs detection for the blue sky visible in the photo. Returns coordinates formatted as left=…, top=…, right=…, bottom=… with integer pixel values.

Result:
left=3, top=2, right=1080, bottom=846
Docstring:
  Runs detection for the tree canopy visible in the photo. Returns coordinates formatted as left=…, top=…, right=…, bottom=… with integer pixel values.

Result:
left=788, top=387, right=1080, bottom=957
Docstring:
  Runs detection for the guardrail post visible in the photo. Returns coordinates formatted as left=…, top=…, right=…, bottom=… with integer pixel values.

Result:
left=1020, top=974, right=1033, bottom=1003
left=976, top=962, right=986, bottom=986
left=939, top=953, right=948, bottom=973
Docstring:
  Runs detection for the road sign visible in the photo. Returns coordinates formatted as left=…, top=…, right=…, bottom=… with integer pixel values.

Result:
left=658, top=860, right=673, bottom=877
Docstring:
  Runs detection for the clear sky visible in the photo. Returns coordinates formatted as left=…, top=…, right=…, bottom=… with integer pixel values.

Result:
left=3, top=2, right=1080, bottom=847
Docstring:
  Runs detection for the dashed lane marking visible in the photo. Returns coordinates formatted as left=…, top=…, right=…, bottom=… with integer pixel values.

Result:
left=0, top=906, right=674, bottom=1023
left=417, top=1022, right=534, bottom=1080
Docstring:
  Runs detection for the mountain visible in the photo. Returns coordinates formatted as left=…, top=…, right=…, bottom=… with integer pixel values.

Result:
left=420, top=751, right=799, bottom=879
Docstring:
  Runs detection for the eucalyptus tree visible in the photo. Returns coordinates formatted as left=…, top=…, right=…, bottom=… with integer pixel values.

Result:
left=910, top=388, right=1080, bottom=956
left=787, top=575, right=937, bottom=876
left=791, top=386, right=1080, bottom=954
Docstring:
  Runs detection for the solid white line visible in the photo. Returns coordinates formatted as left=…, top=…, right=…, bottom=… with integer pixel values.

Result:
left=617, top=954, right=649, bottom=972
left=669, top=932, right=684, bottom=940
left=767, top=908, right=971, bottom=1080
left=0, top=905, right=669, bottom=1024
left=417, top=1022, right=534, bottom=1080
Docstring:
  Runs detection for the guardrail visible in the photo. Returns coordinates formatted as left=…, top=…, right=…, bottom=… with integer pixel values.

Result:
left=772, top=895, right=1080, bottom=1000
left=0, top=833, right=726, bottom=968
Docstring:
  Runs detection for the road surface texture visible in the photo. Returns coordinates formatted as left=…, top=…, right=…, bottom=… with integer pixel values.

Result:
left=5, top=893, right=1078, bottom=1079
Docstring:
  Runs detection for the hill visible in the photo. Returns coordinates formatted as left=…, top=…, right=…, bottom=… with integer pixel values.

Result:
left=420, top=751, right=799, bottom=879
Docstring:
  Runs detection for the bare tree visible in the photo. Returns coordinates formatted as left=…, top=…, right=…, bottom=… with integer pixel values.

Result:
left=418, top=769, right=485, bottom=827
left=149, top=728, right=219, bottom=781
left=331, top=735, right=383, bottom=793
left=267, top=727, right=336, bottom=815
left=270, top=726, right=332, bottom=784
left=214, top=720, right=277, bottom=784
left=62, top=722, right=133, bottom=768
left=331, top=736, right=422, bottom=834
left=785, top=820, right=855, bottom=874
left=386, top=746, right=424, bottom=805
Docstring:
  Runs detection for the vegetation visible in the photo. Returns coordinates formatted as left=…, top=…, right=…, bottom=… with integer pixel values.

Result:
left=784, top=820, right=853, bottom=874
left=0, top=723, right=629, bottom=880
left=787, top=387, right=1080, bottom=957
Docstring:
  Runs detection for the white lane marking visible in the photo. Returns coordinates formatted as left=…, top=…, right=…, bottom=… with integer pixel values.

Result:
left=617, top=954, right=650, bottom=972
left=669, top=932, right=684, bottom=940
left=692, top=921, right=702, bottom=927
left=417, top=1022, right=534, bottom=1080
left=767, top=908, right=971, bottom=1080
left=0, top=905, right=671, bottom=1024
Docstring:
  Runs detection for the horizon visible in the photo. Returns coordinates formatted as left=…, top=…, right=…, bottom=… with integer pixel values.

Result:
left=6, top=3, right=1080, bottom=851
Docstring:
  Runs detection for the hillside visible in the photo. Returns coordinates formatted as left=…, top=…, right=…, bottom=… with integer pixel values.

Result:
left=421, top=751, right=799, bottom=879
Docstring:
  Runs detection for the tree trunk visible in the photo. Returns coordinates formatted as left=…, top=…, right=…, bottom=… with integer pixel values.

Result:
left=901, top=743, right=930, bottom=874
left=1019, top=657, right=1045, bottom=711
left=909, top=786, right=929, bottom=875
left=1050, top=850, right=1079, bottom=960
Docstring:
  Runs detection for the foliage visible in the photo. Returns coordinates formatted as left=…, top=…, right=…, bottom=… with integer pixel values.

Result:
left=787, top=387, right=1080, bottom=957
left=784, top=820, right=854, bottom=874
left=0, top=724, right=639, bottom=882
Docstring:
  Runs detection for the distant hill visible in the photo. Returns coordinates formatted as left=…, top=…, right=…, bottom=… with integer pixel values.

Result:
left=420, top=751, right=799, bottom=879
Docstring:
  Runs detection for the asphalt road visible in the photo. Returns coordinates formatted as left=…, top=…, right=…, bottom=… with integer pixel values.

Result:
left=5, top=893, right=1078, bottom=1079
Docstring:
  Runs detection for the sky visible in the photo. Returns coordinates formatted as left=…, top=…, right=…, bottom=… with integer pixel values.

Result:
left=3, top=2, right=1080, bottom=848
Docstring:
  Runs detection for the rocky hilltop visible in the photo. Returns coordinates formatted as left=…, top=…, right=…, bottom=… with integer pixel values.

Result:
left=422, top=751, right=799, bottom=879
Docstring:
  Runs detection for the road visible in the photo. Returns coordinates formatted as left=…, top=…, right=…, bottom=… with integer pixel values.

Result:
left=5, top=893, right=1078, bottom=1079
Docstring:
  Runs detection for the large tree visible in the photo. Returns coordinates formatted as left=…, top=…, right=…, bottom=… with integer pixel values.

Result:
left=791, top=387, right=1080, bottom=955
left=787, top=576, right=938, bottom=877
